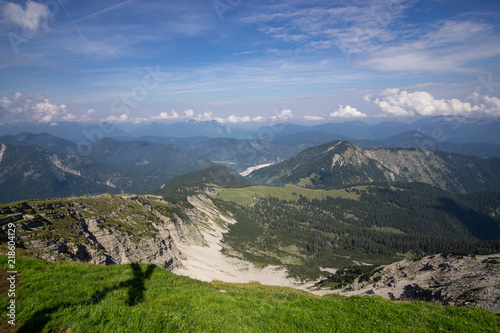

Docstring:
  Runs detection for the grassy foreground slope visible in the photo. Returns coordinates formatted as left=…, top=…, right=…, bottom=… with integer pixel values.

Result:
left=1, top=256, right=499, bottom=332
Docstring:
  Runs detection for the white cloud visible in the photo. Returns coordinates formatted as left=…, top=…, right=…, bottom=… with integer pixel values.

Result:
left=152, top=110, right=180, bottom=120
left=362, top=94, right=371, bottom=102
left=482, top=95, right=500, bottom=115
left=105, top=113, right=129, bottom=123
left=271, top=109, right=294, bottom=121
left=330, top=104, right=367, bottom=118
left=216, top=115, right=252, bottom=124
left=373, top=88, right=500, bottom=117
left=104, top=113, right=149, bottom=124
left=148, top=109, right=271, bottom=124
left=194, top=111, right=214, bottom=121
left=0, top=92, right=76, bottom=124
left=303, top=115, right=324, bottom=121
left=252, top=116, right=266, bottom=122
left=32, top=99, right=69, bottom=123
left=80, top=109, right=95, bottom=122
left=1, top=1, right=51, bottom=34
left=279, top=109, right=293, bottom=119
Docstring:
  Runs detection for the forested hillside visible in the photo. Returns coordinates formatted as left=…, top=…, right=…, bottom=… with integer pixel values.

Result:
left=151, top=165, right=252, bottom=197
left=0, top=139, right=212, bottom=203
left=215, top=183, right=500, bottom=278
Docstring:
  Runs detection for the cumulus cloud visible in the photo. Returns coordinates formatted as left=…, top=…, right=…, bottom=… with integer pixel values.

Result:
left=149, top=109, right=271, bottom=124
left=252, top=116, right=266, bottom=122
left=279, top=109, right=293, bottom=119
left=1, top=1, right=51, bottom=34
left=104, top=113, right=150, bottom=124
left=373, top=89, right=500, bottom=117
left=330, top=104, right=367, bottom=118
left=194, top=111, right=214, bottom=121
left=105, top=113, right=129, bottom=123
left=152, top=110, right=180, bottom=120
left=270, top=109, right=294, bottom=122
left=32, top=98, right=72, bottom=122
left=80, top=109, right=95, bottom=122
left=216, top=115, right=251, bottom=124
left=481, top=95, right=500, bottom=114
left=303, top=115, right=324, bottom=121
left=0, top=92, right=76, bottom=124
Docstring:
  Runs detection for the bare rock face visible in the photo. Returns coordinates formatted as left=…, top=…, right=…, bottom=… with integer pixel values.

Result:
left=331, top=253, right=500, bottom=313
left=0, top=194, right=229, bottom=271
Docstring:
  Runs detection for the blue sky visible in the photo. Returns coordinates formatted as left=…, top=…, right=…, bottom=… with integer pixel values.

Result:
left=1, top=0, right=500, bottom=126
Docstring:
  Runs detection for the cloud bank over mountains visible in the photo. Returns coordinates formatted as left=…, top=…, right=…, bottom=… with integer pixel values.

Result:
left=2, top=88, right=499, bottom=126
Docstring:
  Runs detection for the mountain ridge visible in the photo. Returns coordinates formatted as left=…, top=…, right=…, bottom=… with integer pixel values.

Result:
left=151, top=165, right=253, bottom=197
left=248, top=140, right=500, bottom=193
left=0, top=139, right=213, bottom=203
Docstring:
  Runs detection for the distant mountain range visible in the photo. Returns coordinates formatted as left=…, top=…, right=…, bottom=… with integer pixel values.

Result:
left=3, top=129, right=499, bottom=166
left=1, top=124, right=500, bottom=203
left=0, top=121, right=128, bottom=143
left=269, top=116, right=500, bottom=144
left=0, top=143, right=120, bottom=203
left=1, top=116, right=500, bottom=144
left=0, top=137, right=212, bottom=203
left=121, top=120, right=251, bottom=138
left=357, top=131, right=500, bottom=158
left=138, top=136, right=301, bottom=171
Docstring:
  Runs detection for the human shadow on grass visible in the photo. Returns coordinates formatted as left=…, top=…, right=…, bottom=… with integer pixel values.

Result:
left=17, top=263, right=156, bottom=333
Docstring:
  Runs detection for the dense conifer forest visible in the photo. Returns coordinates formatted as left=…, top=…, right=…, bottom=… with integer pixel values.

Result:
left=218, top=183, right=500, bottom=278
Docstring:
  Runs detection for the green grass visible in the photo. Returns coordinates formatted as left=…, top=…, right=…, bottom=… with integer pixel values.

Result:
left=212, top=185, right=362, bottom=206
left=1, top=256, right=499, bottom=332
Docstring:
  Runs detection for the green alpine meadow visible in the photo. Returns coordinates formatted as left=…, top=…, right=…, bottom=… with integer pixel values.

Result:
left=1, top=255, right=499, bottom=333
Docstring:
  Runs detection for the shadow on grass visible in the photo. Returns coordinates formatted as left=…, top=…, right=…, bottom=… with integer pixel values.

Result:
left=17, top=263, right=156, bottom=333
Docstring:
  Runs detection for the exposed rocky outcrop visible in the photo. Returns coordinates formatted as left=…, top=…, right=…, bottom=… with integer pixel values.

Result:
left=325, top=253, right=500, bottom=313
left=0, top=194, right=230, bottom=270
left=1, top=193, right=304, bottom=289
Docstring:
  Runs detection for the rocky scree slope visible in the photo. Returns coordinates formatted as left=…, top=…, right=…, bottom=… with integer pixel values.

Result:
left=321, top=253, right=500, bottom=313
